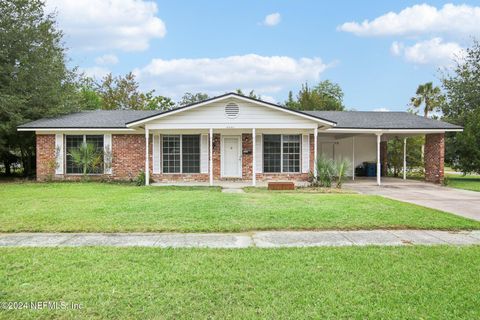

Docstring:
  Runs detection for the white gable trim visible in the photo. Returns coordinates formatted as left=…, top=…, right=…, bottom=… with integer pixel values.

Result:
left=126, top=93, right=337, bottom=128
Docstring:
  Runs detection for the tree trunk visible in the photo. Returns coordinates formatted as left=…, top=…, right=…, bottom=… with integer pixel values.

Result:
left=3, top=160, right=11, bottom=176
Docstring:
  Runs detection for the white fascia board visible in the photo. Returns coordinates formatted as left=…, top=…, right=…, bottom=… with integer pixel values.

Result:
left=326, top=128, right=463, bottom=134
left=127, top=94, right=336, bottom=128
left=145, top=123, right=319, bottom=130
left=18, top=128, right=138, bottom=133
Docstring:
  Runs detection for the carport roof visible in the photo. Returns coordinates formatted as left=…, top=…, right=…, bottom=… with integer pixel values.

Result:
left=303, top=111, right=462, bottom=130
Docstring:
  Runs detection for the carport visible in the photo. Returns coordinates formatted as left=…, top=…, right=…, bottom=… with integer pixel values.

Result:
left=307, top=111, right=463, bottom=185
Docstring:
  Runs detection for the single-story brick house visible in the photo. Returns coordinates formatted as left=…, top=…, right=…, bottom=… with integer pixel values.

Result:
left=18, top=92, right=462, bottom=185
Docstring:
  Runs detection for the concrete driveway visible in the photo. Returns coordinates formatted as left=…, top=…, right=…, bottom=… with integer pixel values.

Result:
left=344, top=178, right=480, bottom=221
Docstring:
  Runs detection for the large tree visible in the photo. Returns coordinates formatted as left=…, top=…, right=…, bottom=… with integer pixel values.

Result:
left=409, top=82, right=444, bottom=118
left=0, top=0, right=79, bottom=176
left=285, top=80, right=345, bottom=111
left=178, top=92, right=209, bottom=106
left=442, top=40, right=480, bottom=174
left=95, top=72, right=175, bottom=111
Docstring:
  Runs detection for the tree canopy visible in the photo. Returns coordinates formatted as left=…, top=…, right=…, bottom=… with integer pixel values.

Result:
left=0, top=0, right=79, bottom=176
left=409, top=82, right=444, bottom=118
left=285, top=80, right=345, bottom=111
left=441, top=40, right=480, bottom=174
left=94, top=72, right=175, bottom=111
left=178, top=92, right=209, bottom=106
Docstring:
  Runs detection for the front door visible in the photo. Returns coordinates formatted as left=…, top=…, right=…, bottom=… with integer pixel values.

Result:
left=222, top=136, right=242, bottom=177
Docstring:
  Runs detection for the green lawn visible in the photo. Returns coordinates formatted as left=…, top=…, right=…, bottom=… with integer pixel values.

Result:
left=1, top=246, right=479, bottom=319
left=0, top=183, right=479, bottom=232
left=447, top=174, right=480, bottom=192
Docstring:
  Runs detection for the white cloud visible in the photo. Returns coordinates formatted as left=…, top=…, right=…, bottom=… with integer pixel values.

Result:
left=390, top=41, right=404, bottom=56
left=263, top=13, right=281, bottom=27
left=80, top=66, right=110, bottom=79
left=260, top=95, right=277, bottom=103
left=95, top=54, right=119, bottom=65
left=338, top=3, right=480, bottom=37
left=391, top=38, right=464, bottom=65
left=46, top=0, right=166, bottom=51
left=134, top=54, right=328, bottom=98
left=373, top=107, right=390, bottom=112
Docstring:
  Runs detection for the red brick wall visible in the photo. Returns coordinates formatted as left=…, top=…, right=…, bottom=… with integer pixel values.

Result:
left=424, top=133, right=445, bottom=184
left=111, top=134, right=145, bottom=180
left=242, top=134, right=253, bottom=180
left=36, top=134, right=56, bottom=181
left=380, top=141, right=388, bottom=176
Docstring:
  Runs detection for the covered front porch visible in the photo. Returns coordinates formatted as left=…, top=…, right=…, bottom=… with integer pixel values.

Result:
left=143, top=127, right=320, bottom=187
left=144, top=127, right=447, bottom=187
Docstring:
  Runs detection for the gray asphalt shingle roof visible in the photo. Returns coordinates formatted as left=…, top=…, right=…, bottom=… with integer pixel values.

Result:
left=18, top=109, right=461, bottom=130
left=17, top=110, right=160, bottom=129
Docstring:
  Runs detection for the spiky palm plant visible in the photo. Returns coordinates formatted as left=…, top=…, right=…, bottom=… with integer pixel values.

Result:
left=335, top=159, right=351, bottom=188
left=68, top=142, right=103, bottom=177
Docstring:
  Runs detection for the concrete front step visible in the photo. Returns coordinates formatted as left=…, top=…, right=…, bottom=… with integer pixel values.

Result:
left=1, top=230, right=479, bottom=248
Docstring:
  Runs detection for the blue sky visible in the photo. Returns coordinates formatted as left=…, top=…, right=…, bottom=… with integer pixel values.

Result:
left=46, top=0, right=479, bottom=111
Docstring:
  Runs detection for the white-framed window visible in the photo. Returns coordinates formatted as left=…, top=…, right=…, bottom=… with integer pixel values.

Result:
left=162, top=135, right=200, bottom=173
left=65, top=135, right=104, bottom=174
left=263, top=134, right=301, bottom=173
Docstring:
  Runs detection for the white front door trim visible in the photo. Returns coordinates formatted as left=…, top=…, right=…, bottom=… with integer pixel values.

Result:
left=221, top=135, right=242, bottom=178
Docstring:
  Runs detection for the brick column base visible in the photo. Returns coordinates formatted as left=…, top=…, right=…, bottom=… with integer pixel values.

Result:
left=424, top=133, right=445, bottom=184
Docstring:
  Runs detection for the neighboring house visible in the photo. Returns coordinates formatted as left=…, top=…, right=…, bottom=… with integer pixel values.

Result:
left=18, top=92, right=462, bottom=185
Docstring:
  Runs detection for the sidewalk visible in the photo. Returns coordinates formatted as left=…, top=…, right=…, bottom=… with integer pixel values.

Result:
left=1, top=230, right=480, bottom=248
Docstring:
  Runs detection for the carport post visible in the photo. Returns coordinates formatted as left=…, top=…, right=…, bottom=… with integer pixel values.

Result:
left=314, top=127, right=318, bottom=177
left=252, top=128, right=256, bottom=186
left=209, top=128, right=213, bottom=186
left=145, top=128, right=149, bottom=186
left=376, top=133, right=382, bottom=186
left=403, top=138, right=407, bottom=180
left=352, top=136, right=355, bottom=181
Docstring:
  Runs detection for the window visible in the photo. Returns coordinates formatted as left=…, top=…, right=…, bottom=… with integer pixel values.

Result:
left=66, top=135, right=83, bottom=174
left=162, top=135, right=200, bottom=173
left=263, top=135, right=281, bottom=173
left=263, top=135, right=301, bottom=173
left=182, top=135, right=200, bottom=173
left=162, top=135, right=181, bottom=173
left=282, top=135, right=300, bottom=173
left=65, top=135, right=104, bottom=174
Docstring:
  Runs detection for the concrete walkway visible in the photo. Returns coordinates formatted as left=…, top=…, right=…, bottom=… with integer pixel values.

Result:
left=345, top=178, right=480, bottom=221
left=1, top=230, right=479, bottom=248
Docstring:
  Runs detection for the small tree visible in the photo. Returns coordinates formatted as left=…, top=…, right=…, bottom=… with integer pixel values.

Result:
left=68, top=143, right=103, bottom=177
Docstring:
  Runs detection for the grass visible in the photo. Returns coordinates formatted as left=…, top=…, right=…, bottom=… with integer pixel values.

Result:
left=446, top=174, right=480, bottom=192
left=0, top=246, right=479, bottom=319
left=1, top=182, right=479, bottom=232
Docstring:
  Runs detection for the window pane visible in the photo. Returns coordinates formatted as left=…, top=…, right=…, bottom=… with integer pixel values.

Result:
left=182, top=135, right=200, bottom=173
left=162, top=135, right=180, bottom=173
left=86, top=135, right=104, bottom=174
left=66, top=135, right=84, bottom=174
left=282, top=135, right=300, bottom=173
left=263, top=135, right=281, bottom=173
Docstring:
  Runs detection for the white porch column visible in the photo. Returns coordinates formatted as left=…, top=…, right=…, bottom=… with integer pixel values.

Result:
left=376, top=133, right=382, bottom=186
left=352, top=136, right=355, bottom=181
left=313, top=127, right=318, bottom=177
left=403, top=138, right=407, bottom=180
left=252, top=128, right=256, bottom=186
left=145, top=128, right=150, bottom=186
left=209, top=128, right=213, bottom=186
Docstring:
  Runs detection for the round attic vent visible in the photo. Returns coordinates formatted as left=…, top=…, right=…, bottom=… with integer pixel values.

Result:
left=225, top=102, right=239, bottom=119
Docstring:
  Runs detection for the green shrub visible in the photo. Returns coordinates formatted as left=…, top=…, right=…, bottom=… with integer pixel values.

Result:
left=311, top=156, right=351, bottom=188
left=135, top=170, right=146, bottom=186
